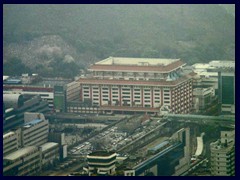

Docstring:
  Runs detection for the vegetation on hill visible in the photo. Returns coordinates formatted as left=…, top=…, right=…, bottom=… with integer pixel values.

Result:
left=3, top=4, right=235, bottom=78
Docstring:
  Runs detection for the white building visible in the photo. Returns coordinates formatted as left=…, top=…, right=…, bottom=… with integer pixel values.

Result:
left=3, top=130, right=21, bottom=156
left=210, top=130, right=235, bottom=176
left=21, top=117, right=49, bottom=147
left=39, top=142, right=60, bottom=169
left=3, top=146, right=41, bottom=176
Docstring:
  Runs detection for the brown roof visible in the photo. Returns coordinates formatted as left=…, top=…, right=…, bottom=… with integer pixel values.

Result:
left=77, top=75, right=191, bottom=87
left=89, top=60, right=186, bottom=73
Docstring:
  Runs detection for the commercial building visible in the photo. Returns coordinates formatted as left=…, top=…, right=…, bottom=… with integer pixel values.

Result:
left=54, top=85, right=67, bottom=112
left=210, top=130, right=235, bottom=176
left=3, top=94, right=49, bottom=132
left=3, top=131, right=21, bottom=156
left=218, top=71, right=235, bottom=114
left=74, top=57, right=194, bottom=115
left=85, top=151, right=117, bottom=176
left=21, top=118, right=49, bottom=147
left=48, top=132, right=68, bottom=160
left=39, top=142, right=60, bottom=169
left=66, top=81, right=81, bottom=101
left=192, top=60, right=235, bottom=115
left=192, top=87, right=216, bottom=113
left=3, top=86, right=54, bottom=109
left=3, top=113, right=62, bottom=176
left=3, top=142, right=61, bottom=176
left=3, top=146, right=41, bottom=176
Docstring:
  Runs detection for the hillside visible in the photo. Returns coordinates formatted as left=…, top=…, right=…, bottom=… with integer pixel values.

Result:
left=3, top=4, right=235, bottom=77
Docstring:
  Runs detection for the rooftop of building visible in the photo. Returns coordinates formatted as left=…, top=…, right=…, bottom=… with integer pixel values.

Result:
left=90, top=57, right=186, bottom=73
left=23, top=118, right=43, bottom=128
left=210, top=140, right=235, bottom=151
left=88, top=151, right=116, bottom=157
left=96, top=57, right=180, bottom=66
left=3, top=76, right=10, bottom=81
left=148, top=141, right=169, bottom=152
left=39, top=142, right=59, bottom=152
left=4, top=146, right=38, bottom=161
left=3, top=131, right=15, bottom=139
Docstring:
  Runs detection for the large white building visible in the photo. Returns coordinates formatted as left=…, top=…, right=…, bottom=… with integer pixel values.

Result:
left=73, top=57, right=194, bottom=115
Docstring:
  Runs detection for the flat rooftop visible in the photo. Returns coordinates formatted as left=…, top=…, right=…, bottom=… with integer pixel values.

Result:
left=23, top=119, right=43, bottom=128
left=4, top=146, right=38, bottom=161
left=88, top=151, right=116, bottom=157
left=3, top=131, right=15, bottom=139
left=39, top=142, right=59, bottom=152
left=96, top=57, right=180, bottom=66
left=90, top=57, right=186, bottom=73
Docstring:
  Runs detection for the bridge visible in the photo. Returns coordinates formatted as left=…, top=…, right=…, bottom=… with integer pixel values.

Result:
left=133, top=142, right=182, bottom=176
left=164, top=114, right=235, bottom=124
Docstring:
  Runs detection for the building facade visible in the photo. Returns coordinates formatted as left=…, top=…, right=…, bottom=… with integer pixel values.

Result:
left=3, top=146, right=41, bottom=176
left=210, top=131, right=235, bottom=176
left=218, top=71, right=235, bottom=114
left=39, top=142, right=60, bottom=169
left=75, top=57, right=193, bottom=115
left=3, top=131, right=21, bottom=156
left=21, top=118, right=49, bottom=147
left=86, top=151, right=117, bottom=176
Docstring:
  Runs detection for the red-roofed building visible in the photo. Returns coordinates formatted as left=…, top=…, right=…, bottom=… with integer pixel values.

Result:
left=70, top=57, right=193, bottom=115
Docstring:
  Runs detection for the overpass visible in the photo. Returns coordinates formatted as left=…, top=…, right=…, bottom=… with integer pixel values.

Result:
left=164, top=114, right=235, bottom=123
left=133, top=142, right=182, bottom=175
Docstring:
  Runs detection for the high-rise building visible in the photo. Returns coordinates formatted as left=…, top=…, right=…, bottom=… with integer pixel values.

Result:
left=218, top=71, right=235, bottom=114
left=54, top=85, right=66, bottom=112
left=210, top=130, right=235, bottom=176
left=75, top=57, right=194, bottom=115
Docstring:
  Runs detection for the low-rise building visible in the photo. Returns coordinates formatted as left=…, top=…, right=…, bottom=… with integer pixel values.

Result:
left=85, top=151, right=117, bottom=176
left=39, top=142, right=60, bottom=169
left=3, top=146, right=41, bottom=176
